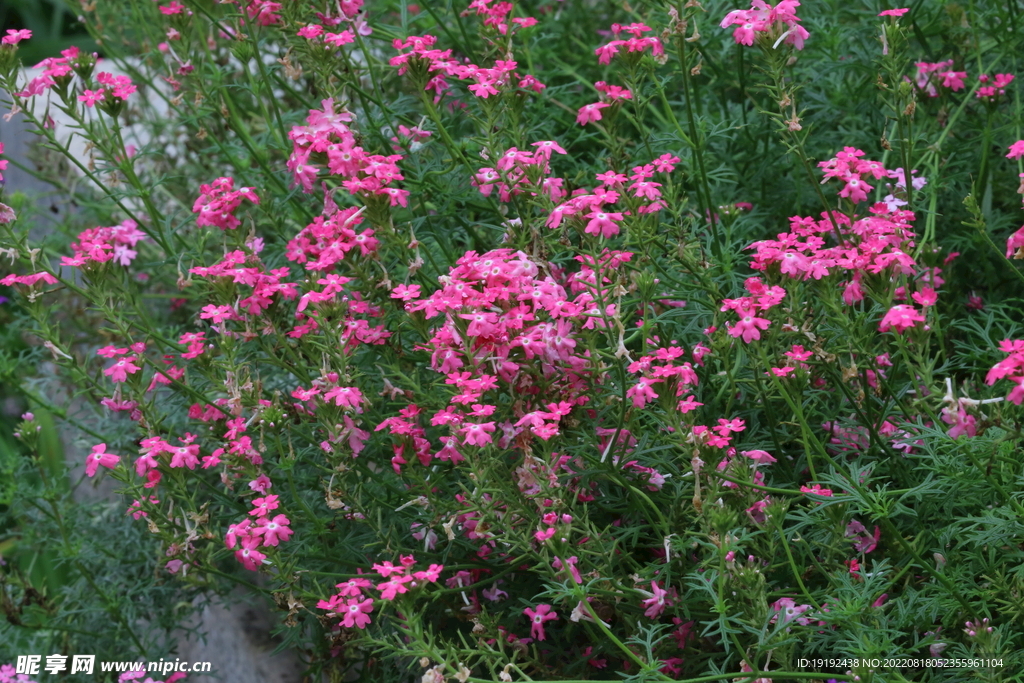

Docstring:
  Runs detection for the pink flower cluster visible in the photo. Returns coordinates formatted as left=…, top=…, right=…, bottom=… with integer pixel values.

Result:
left=574, top=82, right=633, bottom=126
left=626, top=345, right=700, bottom=412
left=546, top=155, right=680, bottom=235
left=376, top=249, right=609, bottom=473
left=297, top=25, right=355, bottom=47
left=594, top=23, right=665, bottom=65
left=390, top=35, right=545, bottom=102
left=1003, top=141, right=1024, bottom=259
left=60, top=219, right=147, bottom=267
left=467, top=0, right=538, bottom=36
left=225, top=494, right=293, bottom=570
left=744, top=176, right=941, bottom=337
left=14, top=46, right=81, bottom=98
left=78, top=72, right=138, bottom=108
left=317, top=556, right=443, bottom=629
left=288, top=99, right=409, bottom=210
left=986, top=340, right=1024, bottom=405
left=976, top=72, right=1015, bottom=100
left=818, top=147, right=887, bottom=204
left=190, top=249, right=298, bottom=316
left=720, top=1, right=809, bottom=50
left=286, top=206, right=380, bottom=271
left=720, top=276, right=785, bottom=344
left=98, top=343, right=143, bottom=383
left=473, top=140, right=567, bottom=202
left=243, top=0, right=283, bottom=26
left=192, top=177, right=259, bottom=230
left=912, top=60, right=967, bottom=97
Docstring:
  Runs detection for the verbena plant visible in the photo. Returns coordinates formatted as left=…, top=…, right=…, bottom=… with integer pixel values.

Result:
left=2, top=1, right=1024, bottom=681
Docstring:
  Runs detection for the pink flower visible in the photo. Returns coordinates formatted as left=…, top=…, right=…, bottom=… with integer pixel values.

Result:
left=254, top=514, right=293, bottom=546
left=78, top=89, right=106, bottom=107
left=1, top=28, right=32, bottom=45
left=413, top=563, right=443, bottom=583
left=324, top=385, right=364, bottom=411
left=225, top=519, right=253, bottom=549
left=85, top=443, right=119, bottom=477
left=940, top=71, right=967, bottom=91
left=846, top=520, right=881, bottom=554
left=1007, top=140, right=1024, bottom=160
left=460, top=421, right=496, bottom=446
left=103, top=355, right=141, bottom=383
left=879, top=304, right=925, bottom=334
left=741, top=449, right=777, bottom=464
left=911, top=287, right=938, bottom=307
left=340, top=597, right=374, bottom=628
left=576, top=102, right=609, bottom=126
left=839, top=176, right=872, bottom=203
left=169, top=444, right=200, bottom=469
left=523, top=603, right=558, bottom=641
left=727, top=308, right=771, bottom=343
left=391, top=283, right=422, bottom=301
left=800, top=484, right=833, bottom=498
left=249, top=474, right=273, bottom=493
left=878, top=8, right=909, bottom=16
left=641, top=581, right=671, bottom=618
left=771, top=597, right=813, bottom=625
left=297, top=24, right=324, bottom=39
left=584, top=210, right=623, bottom=238
left=249, top=494, right=280, bottom=517
left=336, top=577, right=373, bottom=597
left=235, top=536, right=266, bottom=570
left=376, top=574, right=413, bottom=600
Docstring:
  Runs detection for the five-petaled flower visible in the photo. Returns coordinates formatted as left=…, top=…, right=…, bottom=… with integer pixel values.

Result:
left=879, top=304, right=925, bottom=334
left=85, top=443, right=119, bottom=477
left=523, top=603, right=558, bottom=641
left=340, top=597, right=374, bottom=628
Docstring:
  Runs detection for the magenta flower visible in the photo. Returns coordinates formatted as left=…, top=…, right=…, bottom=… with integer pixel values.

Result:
left=1006, top=140, right=1024, bottom=160
left=727, top=308, right=771, bottom=343
left=336, top=577, right=373, bottom=597
left=584, top=210, right=623, bottom=238
left=255, top=514, right=293, bottom=546
left=340, top=597, right=374, bottom=628
left=225, top=519, right=253, bottom=549
left=741, top=449, right=777, bottom=464
left=85, top=443, right=119, bottom=477
left=641, top=581, right=671, bottom=618
left=390, top=283, right=422, bottom=301
left=249, top=494, right=281, bottom=517
left=412, top=563, right=444, bottom=582
left=523, top=603, right=558, bottom=641
left=879, top=8, right=909, bottom=16
left=103, top=355, right=141, bottom=383
left=879, top=304, right=925, bottom=334
left=459, top=421, right=496, bottom=446
left=576, top=102, right=609, bottom=126
left=78, top=89, right=106, bottom=107
left=324, top=385, right=364, bottom=411
left=376, top=575, right=413, bottom=600
left=235, top=536, right=266, bottom=571
left=1, top=28, right=32, bottom=45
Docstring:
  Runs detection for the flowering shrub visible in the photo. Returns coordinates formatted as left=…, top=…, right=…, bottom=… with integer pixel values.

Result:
left=3, top=1, right=1024, bottom=681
